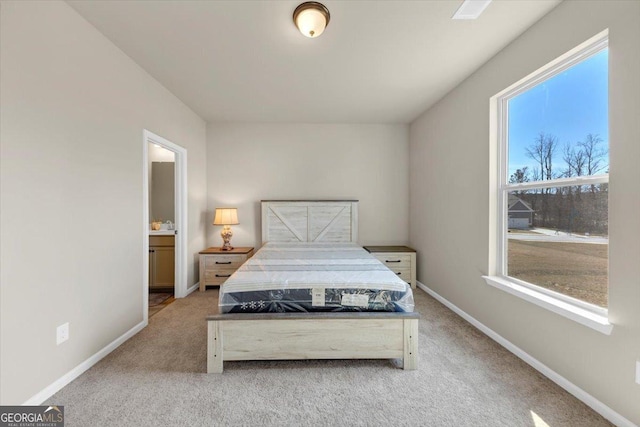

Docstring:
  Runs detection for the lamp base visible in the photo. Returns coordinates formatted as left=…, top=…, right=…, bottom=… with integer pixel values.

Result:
left=220, top=225, right=234, bottom=251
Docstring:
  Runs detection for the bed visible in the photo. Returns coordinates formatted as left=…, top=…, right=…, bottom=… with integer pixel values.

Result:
left=206, top=200, right=419, bottom=373
left=218, top=242, right=414, bottom=313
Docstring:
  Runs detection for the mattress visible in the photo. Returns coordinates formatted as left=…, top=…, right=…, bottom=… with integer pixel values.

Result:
left=218, top=243, right=414, bottom=313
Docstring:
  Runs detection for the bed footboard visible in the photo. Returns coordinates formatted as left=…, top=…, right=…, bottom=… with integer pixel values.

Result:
left=206, top=312, right=419, bottom=373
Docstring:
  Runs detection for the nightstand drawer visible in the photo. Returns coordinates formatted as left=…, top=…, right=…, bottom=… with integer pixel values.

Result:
left=205, top=255, right=246, bottom=269
left=204, top=270, right=235, bottom=285
left=373, top=253, right=411, bottom=269
left=388, top=267, right=411, bottom=280
left=364, top=246, right=416, bottom=290
left=199, top=247, right=254, bottom=291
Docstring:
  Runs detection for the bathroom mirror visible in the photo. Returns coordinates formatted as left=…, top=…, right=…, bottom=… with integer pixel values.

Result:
left=148, top=143, right=175, bottom=224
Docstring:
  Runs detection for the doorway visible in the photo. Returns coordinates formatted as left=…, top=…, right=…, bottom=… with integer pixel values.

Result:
left=143, top=130, right=188, bottom=323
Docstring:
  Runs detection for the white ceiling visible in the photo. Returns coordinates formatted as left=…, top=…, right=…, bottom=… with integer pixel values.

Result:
left=68, top=0, right=561, bottom=124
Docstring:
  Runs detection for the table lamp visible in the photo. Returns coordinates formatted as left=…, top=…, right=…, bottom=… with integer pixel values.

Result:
left=213, top=208, right=239, bottom=251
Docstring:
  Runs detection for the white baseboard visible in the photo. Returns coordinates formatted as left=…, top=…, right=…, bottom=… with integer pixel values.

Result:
left=186, top=282, right=199, bottom=296
left=416, top=281, right=636, bottom=427
left=23, top=320, right=147, bottom=406
left=25, top=281, right=199, bottom=404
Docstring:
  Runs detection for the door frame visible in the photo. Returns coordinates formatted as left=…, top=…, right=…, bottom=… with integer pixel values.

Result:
left=142, top=130, right=188, bottom=323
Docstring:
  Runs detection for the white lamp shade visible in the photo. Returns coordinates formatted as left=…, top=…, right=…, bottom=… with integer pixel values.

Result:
left=295, top=8, right=327, bottom=38
left=213, top=208, right=239, bottom=225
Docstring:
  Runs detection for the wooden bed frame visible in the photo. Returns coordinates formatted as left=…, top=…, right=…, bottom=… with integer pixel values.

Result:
left=206, top=200, right=419, bottom=373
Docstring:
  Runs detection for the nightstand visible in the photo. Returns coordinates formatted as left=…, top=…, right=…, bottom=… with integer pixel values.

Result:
left=363, top=246, right=417, bottom=289
left=199, top=247, right=254, bottom=292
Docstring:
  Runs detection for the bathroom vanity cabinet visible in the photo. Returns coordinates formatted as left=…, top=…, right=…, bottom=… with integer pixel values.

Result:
left=149, top=235, right=175, bottom=289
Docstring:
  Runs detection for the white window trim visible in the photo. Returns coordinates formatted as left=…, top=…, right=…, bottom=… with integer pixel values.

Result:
left=486, top=29, right=612, bottom=335
left=482, top=277, right=612, bottom=335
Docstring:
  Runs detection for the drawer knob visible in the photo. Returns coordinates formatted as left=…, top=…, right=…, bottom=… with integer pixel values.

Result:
left=215, top=261, right=232, bottom=264
left=396, top=272, right=402, bottom=276
left=386, top=260, right=401, bottom=263
left=215, top=274, right=231, bottom=278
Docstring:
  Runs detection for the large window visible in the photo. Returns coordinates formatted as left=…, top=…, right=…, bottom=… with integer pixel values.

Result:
left=487, top=32, right=610, bottom=332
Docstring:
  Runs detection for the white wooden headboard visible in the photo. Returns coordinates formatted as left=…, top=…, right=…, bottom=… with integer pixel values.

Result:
left=261, top=200, right=358, bottom=245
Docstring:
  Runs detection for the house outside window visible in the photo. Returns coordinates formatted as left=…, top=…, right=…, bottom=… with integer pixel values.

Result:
left=507, top=195, right=534, bottom=229
left=485, top=31, right=611, bottom=334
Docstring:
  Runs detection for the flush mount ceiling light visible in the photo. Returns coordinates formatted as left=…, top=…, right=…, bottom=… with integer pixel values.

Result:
left=293, top=2, right=330, bottom=38
left=452, top=0, right=492, bottom=20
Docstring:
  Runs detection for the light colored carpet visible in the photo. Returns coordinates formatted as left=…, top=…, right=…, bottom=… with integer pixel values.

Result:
left=46, top=289, right=611, bottom=426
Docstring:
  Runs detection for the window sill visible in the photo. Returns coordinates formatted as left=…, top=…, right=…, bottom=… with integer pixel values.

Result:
left=482, top=275, right=613, bottom=335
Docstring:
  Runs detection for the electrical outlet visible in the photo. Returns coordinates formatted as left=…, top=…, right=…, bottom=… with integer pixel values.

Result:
left=636, top=360, right=640, bottom=385
left=56, top=323, right=69, bottom=345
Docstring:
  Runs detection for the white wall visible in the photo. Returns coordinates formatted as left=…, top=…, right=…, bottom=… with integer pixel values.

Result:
left=206, top=123, right=409, bottom=248
left=0, top=1, right=207, bottom=404
left=409, top=1, right=640, bottom=424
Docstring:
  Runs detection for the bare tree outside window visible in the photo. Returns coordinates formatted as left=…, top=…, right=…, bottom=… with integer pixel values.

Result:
left=503, top=46, right=609, bottom=309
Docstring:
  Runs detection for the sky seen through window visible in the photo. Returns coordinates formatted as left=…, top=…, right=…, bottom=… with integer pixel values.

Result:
left=507, top=49, right=608, bottom=179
